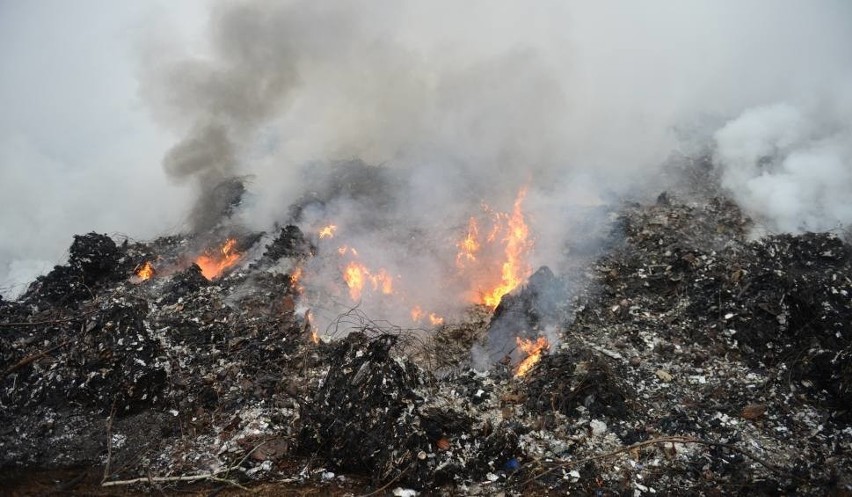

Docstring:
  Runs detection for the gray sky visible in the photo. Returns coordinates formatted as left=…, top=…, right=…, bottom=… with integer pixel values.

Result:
left=0, top=1, right=204, bottom=296
left=2, top=0, right=852, bottom=301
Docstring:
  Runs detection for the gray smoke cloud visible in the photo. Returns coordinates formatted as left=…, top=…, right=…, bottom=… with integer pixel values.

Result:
left=143, top=0, right=852, bottom=234
left=141, top=0, right=852, bottom=329
left=0, top=2, right=197, bottom=298
left=3, top=0, right=852, bottom=304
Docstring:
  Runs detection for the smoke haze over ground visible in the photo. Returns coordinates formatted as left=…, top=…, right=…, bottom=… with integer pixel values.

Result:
left=2, top=0, right=852, bottom=299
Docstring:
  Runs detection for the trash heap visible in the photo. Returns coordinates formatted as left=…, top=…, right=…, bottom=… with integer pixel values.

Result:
left=1, top=187, right=851, bottom=495
left=299, top=333, right=434, bottom=486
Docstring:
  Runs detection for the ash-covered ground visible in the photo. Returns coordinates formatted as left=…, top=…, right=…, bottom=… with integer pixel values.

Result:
left=1, top=169, right=851, bottom=496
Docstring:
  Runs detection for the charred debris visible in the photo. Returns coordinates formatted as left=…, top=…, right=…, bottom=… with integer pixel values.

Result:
left=2, top=184, right=851, bottom=496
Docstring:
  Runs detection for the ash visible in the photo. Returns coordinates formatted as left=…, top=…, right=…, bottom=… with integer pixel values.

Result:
left=1, top=185, right=851, bottom=496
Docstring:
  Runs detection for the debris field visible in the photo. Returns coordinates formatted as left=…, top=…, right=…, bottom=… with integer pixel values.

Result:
left=1, top=182, right=851, bottom=496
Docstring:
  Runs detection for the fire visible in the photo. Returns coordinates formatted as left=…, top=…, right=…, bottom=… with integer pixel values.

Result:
left=338, top=246, right=358, bottom=257
left=409, top=306, right=444, bottom=326
left=135, top=261, right=155, bottom=281
left=456, top=217, right=480, bottom=268
left=308, top=185, right=533, bottom=330
left=482, top=188, right=531, bottom=307
left=344, top=262, right=367, bottom=300
left=290, top=266, right=305, bottom=293
left=343, top=262, right=394, bottom=301
left=196, top=238, right=241, bottom=280
left=456, top=188, right=533, bottom=308
left=305, top=309, right=320, bottom=344
left=515, top=336, right=549, bottom=377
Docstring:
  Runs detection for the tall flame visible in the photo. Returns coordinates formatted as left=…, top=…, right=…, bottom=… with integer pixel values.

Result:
left=344, top=262, right=367, bottom=300
left=455, top=188, right=533, bottom=308
left=305, top=309, right=319, bottom=344
left=482, top=188, right=531, bottom=307
left=515, top=336, right=549, bottom=377
left=196, top=238, right=241, bottom=280
left=456, top=217, right=480, bottom=268
left=290, top=266, right=304, bottom=293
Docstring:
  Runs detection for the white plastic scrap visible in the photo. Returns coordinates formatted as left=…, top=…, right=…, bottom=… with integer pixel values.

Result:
left=392, top=489, right=418, bottom=497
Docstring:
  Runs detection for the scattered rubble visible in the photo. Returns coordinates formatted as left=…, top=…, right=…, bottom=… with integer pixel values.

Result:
left=1, top=183, right=851, bottom=495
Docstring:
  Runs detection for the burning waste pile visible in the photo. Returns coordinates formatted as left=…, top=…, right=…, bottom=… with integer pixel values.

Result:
left=2, top=162, right=852, bottom=496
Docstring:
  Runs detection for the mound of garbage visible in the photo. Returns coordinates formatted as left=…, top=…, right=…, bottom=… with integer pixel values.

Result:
left=1, top=190, right=850, bottom=496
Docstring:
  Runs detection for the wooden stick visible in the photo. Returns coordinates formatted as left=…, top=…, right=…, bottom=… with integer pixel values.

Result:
left=102, top=468, right=239, bottom=487
left=522, top=435, right=787, bottom=486
left=1, top=338, right=73, bottom=378
left=0, top=310, right=96, bottom=327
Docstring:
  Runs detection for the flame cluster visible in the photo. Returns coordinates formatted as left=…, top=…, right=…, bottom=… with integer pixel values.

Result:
left=196, top=238, right=241, bottom=280
left=410, top=306, right=444, bottom=326
left=308, top=186, right=534, bottom=348
left=343, top=261, right=394, bottom=301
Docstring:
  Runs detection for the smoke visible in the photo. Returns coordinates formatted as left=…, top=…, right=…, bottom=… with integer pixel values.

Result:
left=4, top=1, right=852, bottom=308
left=714, top=101, right=852, bottom=234
left=0, top=2, right=198, bottom=298
left=148, top=0, right=852, bottom=329
left=142, top=0, right=852, bottom=232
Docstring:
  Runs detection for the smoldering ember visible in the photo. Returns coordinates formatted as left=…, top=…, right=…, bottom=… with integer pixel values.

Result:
left=0, top=159, right=850, bottom=497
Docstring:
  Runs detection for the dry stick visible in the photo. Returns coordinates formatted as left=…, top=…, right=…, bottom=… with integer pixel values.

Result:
left=521, top=435, right=786, bottom=487
left=102, top=440, right=270, bottom=488
left=102, top=400, right=118, bottom=484
left=2, top=319, right=93, bottom=379
left=1, top=338, right=73, bottom=378
left=357, top=461, right=415, bottom=497
left=102, top=471, right=237, bottom=487
left=0, top=309, right=97, bottom=327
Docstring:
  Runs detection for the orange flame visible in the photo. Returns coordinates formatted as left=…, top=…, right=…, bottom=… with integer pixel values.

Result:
left=515, top=336, right=549, bottom=377
left=135, top=261, right=155, bottom=281
left=374, top=268, right=394, bottom=295
left=290, top=266, right=305, bottom=293
left=344, top=262, right=367, bottom=300
left=343, top=262, right=394, bottom=301
left=305, top=309, right=320, bottom=344
left=483, top=188, right=531, bottom=307
left=458, top=188, right=532, bottom=307
left=196, top=238, right=241, bottom=280
left=411, top=305, right=424, bottom=322
left=456, top=217, right=480, bottom=268
left=410, top=306, right=444, bottom=326
left=319, top=224, right=337, bottom=239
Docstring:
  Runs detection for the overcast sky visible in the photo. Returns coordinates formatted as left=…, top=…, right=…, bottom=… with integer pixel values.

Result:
left=0, top=1, right=206, bottom=296
left=2, top=1, right=851, bottom=300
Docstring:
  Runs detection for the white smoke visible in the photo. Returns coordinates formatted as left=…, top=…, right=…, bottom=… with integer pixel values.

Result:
left=3, top=0, right=852, bottom=300
left=714, top=101, right=852, bottom=234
